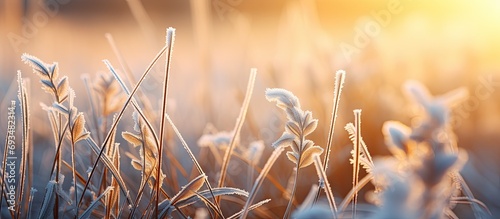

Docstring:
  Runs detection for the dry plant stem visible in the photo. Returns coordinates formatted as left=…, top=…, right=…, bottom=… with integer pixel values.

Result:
left=312, top=155, right=337, bottom=218
left=78, top=43, right=168, bottom=208
left=315, top=70, right=345, bottom=202
left=51, top=113, right=67, bottom=219
left=111, top=148, right=121, bottom=217
left=15, top=74, right=28, bottom=217
left=155, top=27, right=175, bottom=218
left=141, top=176, right=171, bottom=218
left=452, top=197, right=491, bottom=214
left=352, top=109, right=362, bottom=219
left=217, top=69, right=257, bottom=199
left=455, top=173, right=485, bottom=218
left=18, top=76, right=32, bottom=218
left=55, top=114, right=62, bottom=218
left=69, top=115, right=78, bottom=216
left=236, top=90, right=262, bottom=140
left=128, top=160, right=161, bottom=219
left=283, top=161, right=300, bottom=219
left=339, top=174, right=373, bottom=212
left=165, top=114, right=224, bottom=217
left=48, top=122, right=68, bottom=178
left=240, top=146, right=285, bottom=219
left=195, top=191, right=224, bottom=218
left=231, top=153, right=288, bottom=195
left=83, top=137, right=131, bottom=204
left=1, top=108, right=16, bottom=219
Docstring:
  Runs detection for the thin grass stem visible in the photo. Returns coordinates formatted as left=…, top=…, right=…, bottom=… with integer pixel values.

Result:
left=217, top=68, right=257, bottom=195
left=240, top=146, right=284, bottom=219
left=283, top=163, right=300, bottom=219
left=352, top=109, right=362, bottom=219
left=312, top=155, right=337, bottom=218
left=315, top=70, right=345, bottom=202
left=155, top=27, right=176, bottom=218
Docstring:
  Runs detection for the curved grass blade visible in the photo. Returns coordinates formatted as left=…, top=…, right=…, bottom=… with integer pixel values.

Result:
left=218, top=68, right=257, bottom=192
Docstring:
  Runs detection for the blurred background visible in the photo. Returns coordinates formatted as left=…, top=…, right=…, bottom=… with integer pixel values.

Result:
left=1, top=0, right=499, bottom=217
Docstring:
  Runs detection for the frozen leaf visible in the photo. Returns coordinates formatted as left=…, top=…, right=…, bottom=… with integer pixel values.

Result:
left=171, top=174, right=207, bottom=205
left=52, top=102, right=69, bottom=115
left=382, top=121, right=411, bottom=157
left=285, top=121, right=301, bottom=137
left=272, top=133, right=295, bottom=149
left=302, top=117, right=318, bottom=137
left=286, top=151, right=298, bottom=164
left=21, top=53, right=50, bottom=76
left=122, top=132, right=142, bottom=147
left=265, top=88, right=300, bottom=110
left=72, top=113, right=87, bottom=142
left=299, top=145, right=323, bottom=168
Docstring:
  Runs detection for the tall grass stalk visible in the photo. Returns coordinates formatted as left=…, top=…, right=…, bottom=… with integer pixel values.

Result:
left=217, top=69, right=257, bottom=199
left=339, top=173, right=374, bottom=212
left=314, top=70, right=345, bottom=202
left=155, top=27, right=176, bottom=218
left=284, top=166, right=299, bottom=219
left=352, top=109, right=362, bottom=219
left=312, top=155, right=337, bottom=218
left=16, top=73, right=31, bottom=218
